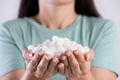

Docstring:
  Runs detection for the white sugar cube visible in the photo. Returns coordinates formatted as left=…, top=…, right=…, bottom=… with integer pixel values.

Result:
left=27, top=36, right=90, bottom=56
left=27, top=45, right=35, bottom=51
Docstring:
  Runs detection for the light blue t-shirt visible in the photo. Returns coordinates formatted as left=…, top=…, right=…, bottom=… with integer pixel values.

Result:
left=0, top=15, right=119, bottom=79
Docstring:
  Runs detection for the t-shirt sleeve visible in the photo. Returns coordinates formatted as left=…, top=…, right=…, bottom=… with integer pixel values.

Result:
left=91, top=20, right=119, bottom=76
left=0, top=24, right=25, bottom=77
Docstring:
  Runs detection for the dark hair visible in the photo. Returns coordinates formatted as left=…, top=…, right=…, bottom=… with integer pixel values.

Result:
left=18, top=0, right=100, bottom=18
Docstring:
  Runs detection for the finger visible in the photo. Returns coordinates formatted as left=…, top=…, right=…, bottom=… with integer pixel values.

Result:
left=22, top=48, right=29, bottom=59
left=60, top=55, right=72, bottom=76
left=84, top=49, right=94, bottom=61
left=45, top=57, right=59, bottom=75
left=79, top=61, right=90, bottom=75
left=73, top=50, right=85, bottom=63
left=25, top=53, right=35, bottom=64
left=60, top=55, right=69, bottom=68
left=73, top=50, right=92, bottom=75
left=26, top=53, right=35, bottom=64
left=27, top=51, right=44, bottom=72
left=25, top=59, right=30, bottom=64
left=65, top=51, right=81, bottom=75
left=58, top=63, right=65, bottom=75
left=35, top=54, right=52, bottom=77
left=22, top=48, right=34, bottom=60
left=89, top=49, right=94, bottom=61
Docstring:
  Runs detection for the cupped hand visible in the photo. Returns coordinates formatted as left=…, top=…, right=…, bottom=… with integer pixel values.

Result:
left=58, top=49, right=94, bottom=80
left=21, top=49, right=59, bottom=80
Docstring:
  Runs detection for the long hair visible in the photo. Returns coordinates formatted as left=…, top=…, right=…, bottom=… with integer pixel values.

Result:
left=18, top=0, right=100, bottom=18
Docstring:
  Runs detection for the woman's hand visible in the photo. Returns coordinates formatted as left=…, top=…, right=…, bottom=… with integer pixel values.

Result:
left=58, top=49, right=94, bottom=80
left=21, top=49, right=59, bottom=80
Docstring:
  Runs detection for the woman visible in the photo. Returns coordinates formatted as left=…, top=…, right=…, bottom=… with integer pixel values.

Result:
left=0, top=0, right=119, bottom=80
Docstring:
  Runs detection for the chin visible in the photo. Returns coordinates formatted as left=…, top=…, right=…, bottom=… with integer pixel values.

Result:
left=45, top=0, right=74, bottom=5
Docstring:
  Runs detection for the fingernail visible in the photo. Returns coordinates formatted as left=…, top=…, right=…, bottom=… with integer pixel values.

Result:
left=66, top=51, right=71, bottom=56
left=87, top=54, right=90, bottom=61
left=38, top=50, right=44, bottom=55
left=74, top=51, right=79, bottom=55
left=28, top=53, right=33, bottom=59
left=61, top=56, right=66, bottom=60
left=28, top=53, right=33, bottom=57
left=45, top=54, right=52, bottom=60
left=53, top=57, right=58, bottom=62
left=58, top=63, right=64, bottom=68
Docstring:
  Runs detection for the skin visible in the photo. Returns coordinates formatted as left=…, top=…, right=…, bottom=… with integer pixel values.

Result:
left=0, top=0, right=117, bottom=80
left=34, top=0, right=78, bottom=29
left=0, top=49, right=117, bottom=80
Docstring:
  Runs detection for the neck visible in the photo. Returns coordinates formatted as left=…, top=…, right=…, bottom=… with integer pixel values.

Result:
left=34, top=1, right=78, bottom=29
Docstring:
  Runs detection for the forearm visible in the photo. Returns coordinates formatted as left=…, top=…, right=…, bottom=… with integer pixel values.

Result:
left=20, top=72, right=35, bottom=80
left=21, top=72, right=49, bottom=80
left=80, top=72, right=95, bottom=80
left=66, top=71, right=95, bottom=80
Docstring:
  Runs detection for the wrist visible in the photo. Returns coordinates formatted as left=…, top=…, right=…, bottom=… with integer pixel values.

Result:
left=39, top=78, right=49, bottom=80
left=21, top=72, right=34, bottom=80
left=66, top=71, right=95, bottom=80
left=80, top=71, right=95, bottom=80
left=21, top=72, right=50, bottom=80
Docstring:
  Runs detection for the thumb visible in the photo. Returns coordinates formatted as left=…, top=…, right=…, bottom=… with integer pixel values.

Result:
left=22, top=48, right=34, bottom=60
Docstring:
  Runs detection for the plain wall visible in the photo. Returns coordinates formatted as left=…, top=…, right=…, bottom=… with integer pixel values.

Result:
left=0, top=0, right=120, bottom=79
left=0, top=0, right=20, bottom=23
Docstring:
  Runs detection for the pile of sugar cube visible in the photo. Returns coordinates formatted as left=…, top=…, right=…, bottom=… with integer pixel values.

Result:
left=27, top=36, right=90, bottom=56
